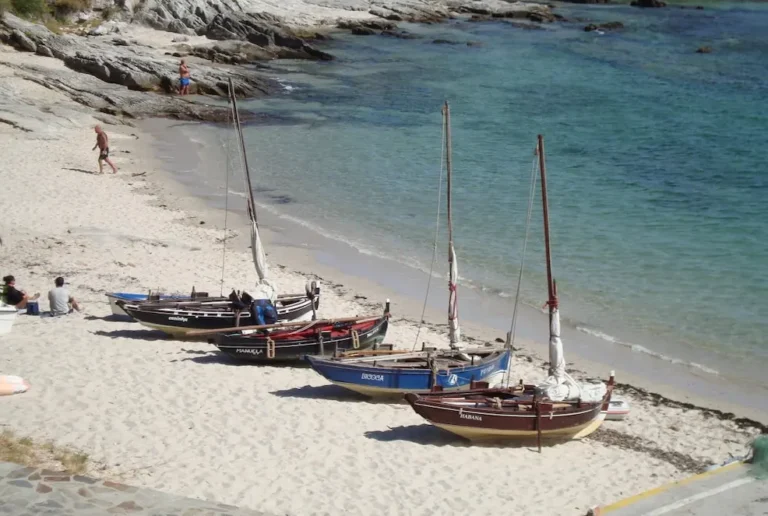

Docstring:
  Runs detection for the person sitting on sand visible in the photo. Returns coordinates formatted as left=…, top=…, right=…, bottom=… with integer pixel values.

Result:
left=2, top=275, right=39, bottom=309
left=178, top=59, right=191, bottom=96
left=48, top=277, right=80, bottom=316
left=92, top=125, right=118, bottom=174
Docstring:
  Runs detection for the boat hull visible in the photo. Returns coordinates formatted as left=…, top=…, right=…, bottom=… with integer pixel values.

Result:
left=306, top=349, right=511, bottom=397
left=119, top=294, right=319, bottom=336
left=214, top=316, right=389, bottom=363
left=404, top=388, right=609, bottom=442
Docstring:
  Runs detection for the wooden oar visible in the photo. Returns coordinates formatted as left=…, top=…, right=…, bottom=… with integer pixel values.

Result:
left=186, top=313, right=386, bottom=337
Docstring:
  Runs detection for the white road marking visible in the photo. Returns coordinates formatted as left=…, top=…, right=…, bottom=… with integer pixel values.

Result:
left=644, top=477, right=755, bottom=516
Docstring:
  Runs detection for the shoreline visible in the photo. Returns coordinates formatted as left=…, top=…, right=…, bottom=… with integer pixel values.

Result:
left=138, top=115, right=768, bottom=426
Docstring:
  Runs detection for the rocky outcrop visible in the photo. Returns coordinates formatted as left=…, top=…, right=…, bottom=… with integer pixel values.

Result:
left=1, top=14, right=275, bottom=96
left=203, top=13, right=332, bottom=60
left=11, top=29, right=37, bottom=52
left=4, top=56, right=241, bottom=122
left=457, top=3, right=554, bottom=22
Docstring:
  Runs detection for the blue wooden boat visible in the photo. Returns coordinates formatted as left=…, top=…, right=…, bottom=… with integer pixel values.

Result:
left=306, top=347, right=510, bottom=397
left=305, top=103, right=511, bottom=398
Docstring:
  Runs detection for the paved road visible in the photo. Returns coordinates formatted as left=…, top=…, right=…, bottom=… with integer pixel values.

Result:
left=591, top=462, right=768, bottom=516
left=0, top=461, right=268, bottom=515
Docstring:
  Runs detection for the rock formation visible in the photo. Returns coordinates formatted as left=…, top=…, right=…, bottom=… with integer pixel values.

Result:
left=0, top=0, right=558, bottom=123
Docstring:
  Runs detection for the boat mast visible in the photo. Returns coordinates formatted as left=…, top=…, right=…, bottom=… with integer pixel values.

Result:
left=537, top=135, right=555, bottom=309
left=537, top=134, right=559, bottom=379
left=228, top=78, right=258, bottom=226
left=444, top=102, right=460, bottom=346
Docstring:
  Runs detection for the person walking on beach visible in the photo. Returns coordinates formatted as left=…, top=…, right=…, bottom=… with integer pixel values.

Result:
left=48, top=277, right=80, bottom=316
left=178, top=59, right=191, bottom=95
left=92, top=125, right=117, bottom=174
left=2, top=275, right=39, bottom=309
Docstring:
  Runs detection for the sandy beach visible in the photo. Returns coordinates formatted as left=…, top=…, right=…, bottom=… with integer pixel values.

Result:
left=0, top=22, right=765, bottom=516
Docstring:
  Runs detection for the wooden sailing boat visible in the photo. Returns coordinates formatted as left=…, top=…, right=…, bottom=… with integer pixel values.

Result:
left=117, top=79, right=320, bottom=336
left=404, top=135, right=613, bottom=444
left=305, top=102, right=510, bottom=396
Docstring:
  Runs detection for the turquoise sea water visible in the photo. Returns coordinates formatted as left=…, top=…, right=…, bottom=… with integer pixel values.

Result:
left=238, top=3, right=768, bottom=386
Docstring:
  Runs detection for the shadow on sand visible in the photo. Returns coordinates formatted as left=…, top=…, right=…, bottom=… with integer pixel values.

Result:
left=365, top=424, right=545, bottom=450
left=92, top=329, right=168, bottom=341
left=270, top=384, right=368, bottom=402
left=177, top=352, right=313, bottom=368
left=85, top=314, right=133, bottom=322
left=364, top=425, right=467, bottom=447
left=63, top=167, right=98, bottom=175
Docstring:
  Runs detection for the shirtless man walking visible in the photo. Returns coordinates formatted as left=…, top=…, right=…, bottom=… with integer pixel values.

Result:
left=178, top=59, right=191, bottom=95
left=92, top=125, right=117, bottom=174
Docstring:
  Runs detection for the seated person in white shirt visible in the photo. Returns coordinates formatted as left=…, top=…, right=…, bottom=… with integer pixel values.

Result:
left=48, top=277, right=80, bottom=316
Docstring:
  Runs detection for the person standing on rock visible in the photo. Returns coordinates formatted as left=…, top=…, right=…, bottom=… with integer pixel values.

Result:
left=178, top=59, right=191, bottom=95
left=92, top=125, right=117, bottom=174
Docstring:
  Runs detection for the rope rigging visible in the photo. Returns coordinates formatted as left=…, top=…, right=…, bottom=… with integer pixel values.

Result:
left=412, top=110, right=447, bottom=351
left=219, top=89, right=236, bottom=297
left=503, top=150, right=539, bottom=388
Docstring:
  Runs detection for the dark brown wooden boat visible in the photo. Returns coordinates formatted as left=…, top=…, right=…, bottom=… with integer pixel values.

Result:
left=189, top=302, right=391, bottom=363
left=402, top=135, right=614, bottom=446
left=404, top=378, right=612, bottom=442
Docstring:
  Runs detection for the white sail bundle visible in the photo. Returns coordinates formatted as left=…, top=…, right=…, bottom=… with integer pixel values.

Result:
left=536, top=307, right=606, bottom=403
left=448, top=241, right=460, bottom=346
left=249, top=216, right=276, bottom=303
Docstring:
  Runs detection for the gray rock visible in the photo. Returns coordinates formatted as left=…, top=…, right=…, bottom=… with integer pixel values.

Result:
left=11, top=29, right=37, bottom=52
left=171, top=35, right=189, bottom=42
left=584, top=21, right=624, bottom=32
left=203, top=13, right=333, bottom=61
left=351, top=26, right=377, bottom=35
left=380, top=29, right=420, bottom=39
left=168, top=19, right=191, bottom=34
left=36, top=45, right=55, bottom=57
left=338, top=19, right=397, bottom=31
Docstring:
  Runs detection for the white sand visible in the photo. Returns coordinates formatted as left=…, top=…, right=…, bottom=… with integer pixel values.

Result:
left=0, top=50, right=762, bottom=516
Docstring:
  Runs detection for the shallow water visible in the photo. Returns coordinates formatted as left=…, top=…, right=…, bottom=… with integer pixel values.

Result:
left=229, top=3, right=768, bottom=389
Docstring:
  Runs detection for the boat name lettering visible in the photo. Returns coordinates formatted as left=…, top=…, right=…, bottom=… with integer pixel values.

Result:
left=361, top=373, right=385, bottom=382
left=236, top=348, right=263, bottom=355
left=459, top=409, right=482, bottom=421
left=479, top=365, right=494, bottom=377
left=168, top=316, right=188, bottom=322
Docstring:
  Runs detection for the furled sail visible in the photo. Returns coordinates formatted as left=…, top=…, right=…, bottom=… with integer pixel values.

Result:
left=448, top=241, right=460, bottom=346
left=443, top=101, right=461, bottom=347
left=249, top=215, right=275, bottom=302
left=548, top=306, right=566, bottom=381
left=536, top=306, right=605, bottom=402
